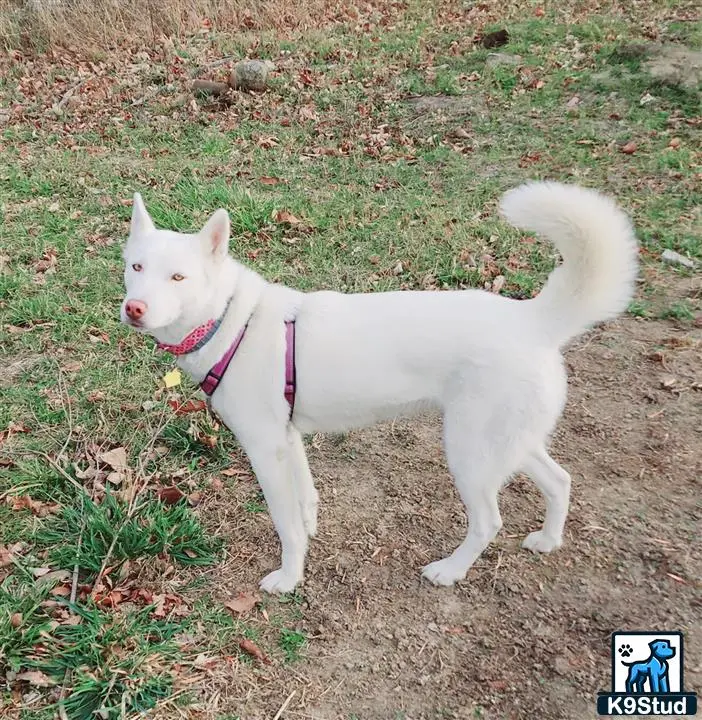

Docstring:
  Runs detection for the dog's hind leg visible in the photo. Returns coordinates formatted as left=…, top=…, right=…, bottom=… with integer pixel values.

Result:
left=521, top=447, right=571, bottom=553
left=422, top=407, right=509, bottom=586
left=288, top=426, right=319, bottom=537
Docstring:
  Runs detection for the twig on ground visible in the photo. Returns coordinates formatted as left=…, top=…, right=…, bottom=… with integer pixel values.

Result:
left=272, top=689, right=297, bottom=720
left=190, top=56, right=237, bottom=78
left=58, top=493, right=85, bottom=720
left=56, top=77, right=90, bottom=111
left=56, top=366, right=74, bottom=463
left=26, top=451, right=84, bottom=495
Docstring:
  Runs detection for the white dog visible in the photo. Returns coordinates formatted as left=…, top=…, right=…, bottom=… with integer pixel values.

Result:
left=120, top=182, right=638, bottom=593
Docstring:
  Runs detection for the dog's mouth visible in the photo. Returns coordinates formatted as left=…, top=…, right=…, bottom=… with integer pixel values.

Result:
left=121, top=315, right=146, bottom=331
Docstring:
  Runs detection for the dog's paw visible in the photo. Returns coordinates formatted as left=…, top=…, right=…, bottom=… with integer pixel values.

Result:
left=619, top=644, right=633, bottom=658
left=259, top=568, right=301, bottom=594
left=421, top=559, right=465, bottom=586
left=522, top=530, right=562, bottom=553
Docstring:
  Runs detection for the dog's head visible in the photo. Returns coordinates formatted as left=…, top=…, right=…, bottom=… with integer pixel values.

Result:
left=649, top=639, right=675, bottom=660
left=120, top=194, right=231, bottom=335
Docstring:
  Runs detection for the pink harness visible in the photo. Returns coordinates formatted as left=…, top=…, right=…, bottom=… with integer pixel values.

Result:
left=157, top=316, right=296, bottom=416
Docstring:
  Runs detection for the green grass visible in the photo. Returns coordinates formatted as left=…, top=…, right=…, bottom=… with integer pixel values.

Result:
left=1, top=577, right=179, bottom=718
left=37, top=492, right=221, bottom=573
left=1, top=0, right=700, bottom=715
left=279, top=628, right=307, bottom=663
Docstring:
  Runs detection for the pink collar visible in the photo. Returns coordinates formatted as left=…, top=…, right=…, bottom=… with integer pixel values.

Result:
left=157, top=316, right=224, bottom=355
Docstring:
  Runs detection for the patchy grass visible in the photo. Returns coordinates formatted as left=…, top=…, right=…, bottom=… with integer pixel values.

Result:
left=1, top=0, right=700, bottom=716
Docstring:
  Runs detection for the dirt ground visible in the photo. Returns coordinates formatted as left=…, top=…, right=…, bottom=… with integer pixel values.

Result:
left=183, top=277, right=701, bottom=719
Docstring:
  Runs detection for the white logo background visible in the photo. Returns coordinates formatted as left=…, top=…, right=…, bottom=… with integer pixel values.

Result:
left=613, top=632, right=682, bottom=693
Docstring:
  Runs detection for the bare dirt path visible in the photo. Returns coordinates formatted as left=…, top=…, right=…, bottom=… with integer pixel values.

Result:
left=207, top=277, right=701, bottom=719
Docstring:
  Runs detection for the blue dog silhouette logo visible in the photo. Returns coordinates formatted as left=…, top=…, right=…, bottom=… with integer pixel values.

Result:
left=598, top=631, right=697, bottom=716
left=621, top=638, right=675, bottom=694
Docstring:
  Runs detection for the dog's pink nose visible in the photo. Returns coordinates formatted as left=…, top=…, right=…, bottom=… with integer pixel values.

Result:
left=125, top=299, right=147, bottom=321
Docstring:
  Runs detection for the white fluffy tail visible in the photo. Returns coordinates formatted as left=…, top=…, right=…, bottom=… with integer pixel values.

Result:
left=500, top=181, right=639, bottom=347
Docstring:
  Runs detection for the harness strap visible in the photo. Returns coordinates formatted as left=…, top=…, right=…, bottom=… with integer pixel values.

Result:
left=200, top=320, right=297, bottom=418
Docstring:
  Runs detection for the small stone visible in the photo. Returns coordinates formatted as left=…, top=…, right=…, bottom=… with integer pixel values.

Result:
left=553, top=656, right=571, bottom=675
left=486, top=52, right=522, bottom=68
left=659, top=374, right=677, bottom=389
left=230, top=60, right=274, bottom=92
left=661, top=249, right=695, bottom=269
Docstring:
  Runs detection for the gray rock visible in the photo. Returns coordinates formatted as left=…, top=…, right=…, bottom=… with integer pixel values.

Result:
left=485, top=53, right=522, bottom=68
left=229, top=60, right=275, bottom=92
left=661, top=249, right=695, bottom=269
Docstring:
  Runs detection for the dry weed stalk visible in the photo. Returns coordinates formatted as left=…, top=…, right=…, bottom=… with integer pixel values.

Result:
left=0, top=0, right=329, bottom=54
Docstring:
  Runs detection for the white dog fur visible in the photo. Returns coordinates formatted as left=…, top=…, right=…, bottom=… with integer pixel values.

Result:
left=120, top=181, right=638, bottom=593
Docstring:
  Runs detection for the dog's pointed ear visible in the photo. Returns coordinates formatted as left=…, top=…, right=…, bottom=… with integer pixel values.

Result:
left=200, top=208, right=230, bottom=259
left=130, top=192, right=155, bottom=236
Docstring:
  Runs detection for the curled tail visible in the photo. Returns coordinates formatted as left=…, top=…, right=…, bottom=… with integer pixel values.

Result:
left=500, top=181, right=639, bottom=347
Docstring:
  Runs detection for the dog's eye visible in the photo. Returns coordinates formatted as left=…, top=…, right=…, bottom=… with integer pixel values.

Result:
left=132, top=263, right=142, bottom=272
left=172, top=273, right=185, bottom=282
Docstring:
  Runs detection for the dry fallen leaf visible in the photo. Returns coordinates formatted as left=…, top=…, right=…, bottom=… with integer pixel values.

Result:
left=239, top=637, right=271, bottom=664
left=99, top=447, right=129, bottom=471
left=106, top=471, right=124, bottom=486
left=16, top=670, right=57, bottom=687
left=6, top=421, right=30, bottom=435
left=442, top=625, right=465, bottom=634
left=224, top=591, right=261, bottom=615
left=620, top=141, right=637, bottom=155
left=35, top=569, right=71, bottom=586
left=193, top=653, right=218, bottom=670
left=9, top=496, right=59, bottom=517
left=73, top=464, right=99, bottom=480
left=187, top=491, right=203, bottom=506
left=0, top=542, right=23, bottom=567
left=257, top=136, right=279, bottom=149
left=167, top=399, right=207, bottom=415
left=158, top=486, right=185, bottom=505
left=94, top=589, right=124, bottom=608
left=221, top=467, right=249, bottom=478
left=10, top=612, right=22, bottom=628
left=259, top=176, right=285, bottom=186
left=33, top=248, right=58, bottom=274
left=61, top=360, right=82, bottom=373
left=31, top=567, right=52, bottom=578
left=272, top=209, right=302, bottom=226
left=199, top=434, right=218, bottom=449
left=51, top=585, right=72, bottom=597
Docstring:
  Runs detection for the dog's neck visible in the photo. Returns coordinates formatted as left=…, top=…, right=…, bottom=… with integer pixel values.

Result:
left=149, top=257, right=261, bottom=348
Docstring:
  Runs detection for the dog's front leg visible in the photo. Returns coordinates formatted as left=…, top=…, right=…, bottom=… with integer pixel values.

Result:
left=287, top=426, right=318, bottom=537
left=241, top=430, right=308, bottom=593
